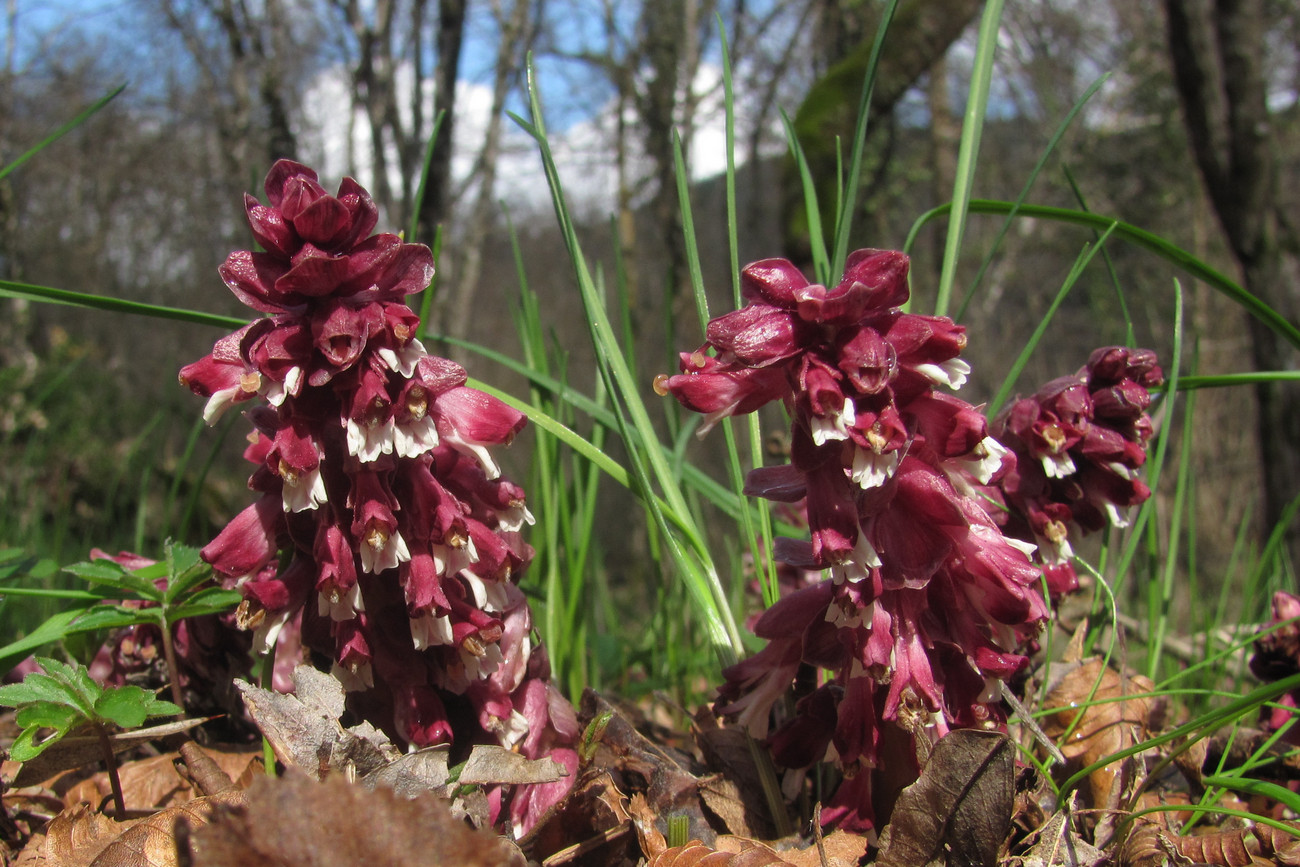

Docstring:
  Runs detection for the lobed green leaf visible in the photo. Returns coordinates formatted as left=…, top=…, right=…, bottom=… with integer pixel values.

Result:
left=33, top=657, right=103, bottom=709
left=63, top=560, right=168, bottom=600
left=8, top=717, right=75, bottom=764
left=13, top=700, right=82, bottom=734
left=0, top=678, right=74, bottom=709
left=68, top=605, right=158, bottom=633
left=94, top=685, right=154, bottom=729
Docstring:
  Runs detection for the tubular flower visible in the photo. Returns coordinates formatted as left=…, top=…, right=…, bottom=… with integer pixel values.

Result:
left=990, top=346, right=1162, bottom=595
left=182, top=160, right=572, bottom=833
left=660, top=251, right=1047, bottom=831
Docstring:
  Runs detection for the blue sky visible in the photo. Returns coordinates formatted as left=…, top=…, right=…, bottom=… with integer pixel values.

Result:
left=3, top=0, right=622, bottom=132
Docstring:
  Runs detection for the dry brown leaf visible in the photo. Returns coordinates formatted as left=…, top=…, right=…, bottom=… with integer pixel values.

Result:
left=647, top=838, right=789, bottom=866
left=87, top=791, right=244, bottom=867
left=187, top=771, right=525, bottom=866
left=10, top=719, right=211, bottom=789
left=239, top=668, right=505, bottom=814
left=579, top=691, right=717, bottom=847
left=459, top=744, right=569, bottom=786
left=1116, top=818, right=1300, bottom=867
left=356, top=745, right=452, bottom=798
left=36, top=803, right=135, bottom=867
left=1041, top=659, right=1157, bottom=812
left=12, top=792, right=242, bottom=867
left=692, top=709, right=778, bottom=839
left=875, top=729, right=1015, bottom=867
left=697, top=775, right=762, bottom=840
left=520, top=768, right=631, bottom=865
left=628, top=791, right=668, bottom=860
left=234, top=668, right=398, bottom=781
left=1129, top=818, right=1300, bottom=867
left=1009, top=808, right=1106, bottom=867
left=644, top=830, right=868, bottom=867
left=175, top=743, right=238, bottom=797
left=776, top=830, right=870, bottom=867
left=57, top=747, right=257, bottom=814
left=13, top=833, right=46, bottom=866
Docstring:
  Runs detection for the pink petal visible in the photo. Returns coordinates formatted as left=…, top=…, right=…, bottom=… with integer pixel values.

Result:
left=744, top=464, right=807, bottom=502
left=263, top=159, right=319, bottom=208
left=201, top=494, right=284, bottom=579
left=275, top=245, right=353, bottom=298
left=335, top=177, right=379, bottom=248
left=434, top=386, right=526, bottom=445
left=219, top=251, right=292, bottom=313
left=705, top=303, right=806, bottom=366
left=245, top=193, right=296, bottom=258
left=740, top=258, right=809, bottom=306
left=839, top=248, right=910, bottom=310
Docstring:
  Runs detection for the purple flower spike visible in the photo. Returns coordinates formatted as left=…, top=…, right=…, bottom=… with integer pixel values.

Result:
left=1250, top=591, right=1300, bottom=742
left=183, top=161, right=574, bottom=834
left=661, top=251, right=1047, bottom=831
left=990, top=346, right=1163, bottom=595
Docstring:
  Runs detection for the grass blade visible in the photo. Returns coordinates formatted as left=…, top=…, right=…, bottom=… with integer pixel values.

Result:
left=934, top=0, right=1004, bottom=317
left=1, top=85, right=126, bottom=182
left=905, top=200, right=1300, bottom=350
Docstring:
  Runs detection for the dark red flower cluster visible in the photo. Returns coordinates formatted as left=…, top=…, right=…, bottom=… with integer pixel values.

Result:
left=660, top=251, right=1047, bottom=830
left=179, top=161, right=575, bottom=832
left=989, top=347, right=1163, bottom=595
left=1250, top=590, right=1300, bottom=741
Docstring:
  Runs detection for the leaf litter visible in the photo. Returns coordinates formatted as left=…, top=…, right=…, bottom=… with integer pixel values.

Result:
left=3, top=647, right=1300, bottom=865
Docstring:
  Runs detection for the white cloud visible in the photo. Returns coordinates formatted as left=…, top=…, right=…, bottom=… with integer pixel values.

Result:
left=297, top=58, right=784, bottom=223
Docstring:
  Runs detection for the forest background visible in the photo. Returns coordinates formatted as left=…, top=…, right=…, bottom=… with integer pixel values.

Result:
left=2, top=0, right=1297, bottom=695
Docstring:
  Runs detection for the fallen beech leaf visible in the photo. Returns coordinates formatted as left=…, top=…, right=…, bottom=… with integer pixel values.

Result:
left=644, top=830, right=868, bottom=867
left=1041, top=659, right=1156, bottom=812
left=1011, top=808, right=1105, bottom=867
left=1119, top=817, right=1300, bottom=867
left=579, top=691, right=716, bottom=847
left=692, top=708, right=778, bottom=839
left=10, top=719, right=210, bottom=788
left=187, top=771, right=525, bottom=866
left=697, top=774, right=759, bottom=839
left=647, top=838, right=788, bottom=866
left=1115, top=820, right=1180, bottom=867
left=776, top=830, right=870, bottom=867
left=176, top=742, right=239, bottom=796
left=875, top=729, right=1015, bottom=867
left=39, top=803, right=134, bottom=867
left=459, top=744, right=569, bottom=786
left=235, top=668, right=397, bottom=780
left=87, top=791, right=244, bottom=867
left=358, top=745, right=452, bottom=798
left=519, top=769, right=632, bottom=865
left=627, top=792, right=668, bottom=860
left=17, top=791, right=244, bottom=867
left=58, top=746, right=256, bottom=812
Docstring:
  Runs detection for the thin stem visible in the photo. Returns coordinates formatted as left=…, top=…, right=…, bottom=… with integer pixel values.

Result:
left=95, top=723, right=126, bottom=818
left=258, top=619, right=280, bottom=776
left=158, top=618, right=186, bottom=712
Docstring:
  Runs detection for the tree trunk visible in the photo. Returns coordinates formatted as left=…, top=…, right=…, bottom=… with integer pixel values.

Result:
left=783, top=0, right=984, bottom=265
left=1164, top=0, right=1300, bottom=570
left=637, top=0, right=691, bottom=320
left=416, top=0, right=467, bottom=248
left=926, top=53, right=959, bottom=292
left=438, top=0, right=534, bottom=350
